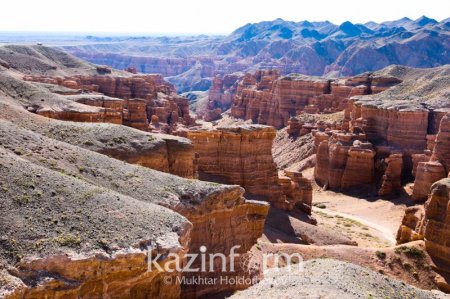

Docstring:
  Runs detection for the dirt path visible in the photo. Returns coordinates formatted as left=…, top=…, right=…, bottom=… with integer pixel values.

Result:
left=314, top=207, right=396, bottom=245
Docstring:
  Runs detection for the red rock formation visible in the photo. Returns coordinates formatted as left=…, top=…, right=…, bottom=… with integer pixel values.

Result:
left=378, top=153, right=403, bottom=195
left=187, top=125, right=312, bottom=213
left=413, top=113, right=450, bottom=200
left=231, top=71, right=400, bottom=129
left=287, top=117, right=302, bottom=136
left=23, top=74, right=194, bottom=131
left=396, top=206, right=425, bottom=244
left=412, top=153, right=431, bottom=177
left=397, top=178, right=450, bottom=292
left=431, top=113, right=450, bottom=173
left=422, top=179, right=450, bottom=268
left=412, top=161, right=446, bottom=200
left=0, top=115, right=269, bottom=298
left=122, top=99, right=149, bottom=131
left=314, top=131, right=375, bottom=190
left=205, top=73, right=243, bottom=120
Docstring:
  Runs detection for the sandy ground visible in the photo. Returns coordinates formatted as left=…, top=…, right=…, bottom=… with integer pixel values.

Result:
left=300, top=167, right=419, bottom=248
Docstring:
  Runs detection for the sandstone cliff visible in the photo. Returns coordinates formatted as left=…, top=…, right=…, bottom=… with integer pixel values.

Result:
left=313, top=65, right=450, bottom=194
left=0, top=99, right=197, bottom=178
left=0, top=45, right=193, bottom=134
left=0, top=117, right=269, bottom=298
left=0, top=145, right=192, bottom=299
left=231, top=70, right=400, bottom=129
left=397, top=179, right=450, bottom=292
left=203, top=73, right=243, bottom=121
left=22, top=73, right=193, bottom=132
left=314, top=131, right=376, bottom=190
left=412, top=113, right=450, bottom=200
left=187, top=125, right=312, bottom=213
left=0, top=45, right=270, bottom=297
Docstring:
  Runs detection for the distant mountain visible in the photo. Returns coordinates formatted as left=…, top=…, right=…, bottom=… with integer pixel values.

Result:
left=56, top=16, right=450, bottom=91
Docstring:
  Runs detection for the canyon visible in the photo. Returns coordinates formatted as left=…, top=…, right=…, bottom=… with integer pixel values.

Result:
left=1, top=42, right=450, bottom=299
left=38, top=16, right=450, bottom=93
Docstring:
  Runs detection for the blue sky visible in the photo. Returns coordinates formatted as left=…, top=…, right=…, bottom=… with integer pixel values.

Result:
left=1, top=0, right=449, bottom=34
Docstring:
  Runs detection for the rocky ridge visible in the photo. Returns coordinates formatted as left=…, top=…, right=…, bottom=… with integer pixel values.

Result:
left=230, top=69, right=400, bottom=129
left=52, top=16, right=450, bottom=92
left=313, top=65, right=450, bottom=193
left=0, top=45, right=270, bottom=298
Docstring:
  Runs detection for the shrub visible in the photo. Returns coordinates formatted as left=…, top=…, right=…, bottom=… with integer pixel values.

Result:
left=375, top=251, right=387, bottom=260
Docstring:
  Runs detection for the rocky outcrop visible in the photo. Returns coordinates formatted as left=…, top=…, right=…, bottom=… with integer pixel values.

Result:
left=422, top=180, right=450, bottom=280
left=314, top=131, right=375, bottom=190
left=348, top=103, right=430, bottom=152
left=397, top=206, right=426, bottom=244
left=0, top=99, right=198, bottom=178
left=413, top=113, right=450, bottom=200
left=316, top=65, right=450, bottom=194
left=412, top=161, right=447, bottom=200
left=397, top=178, right=450, bottom=292
left=204, top=73, right=243, bottom=120
left=378, top=153, right=403, bottom=195
left=187, top=125, right=312, bottom=213
left=431, top=113, right=450, bottom=173
left=0, top=118, right=269, bottom=298
left=0, top=147, right=192, bottom=299
left=23, top=73, right=194, bottom=131
left=231, top=71, right=400, bottom=129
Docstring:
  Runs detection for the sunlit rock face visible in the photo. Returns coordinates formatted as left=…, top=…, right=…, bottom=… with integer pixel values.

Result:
left=231, top=70, right=399, bottom=129
left=187, top=124, right=312, bottom=213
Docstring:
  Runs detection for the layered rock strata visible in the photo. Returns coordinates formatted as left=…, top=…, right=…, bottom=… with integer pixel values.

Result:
left=0, top=118, right=269, bottom=298
left=378, top=153, right=403, bottom=195
left=187, top=125, right=312, bottom=213
left=231, top=70, right=400, bottom=129
left=413, top=113, right=450, bottom=200
left=0, top=147, right=192, bottom=299
left=314, top=131, right=376, bottom=190
left=204, top=73, right=243, bottom=120
left=397, top=179, right=450, bottom=292
left=0, top=99, right=197, bottom=178
left=315, top=65, right=450, bottom=194
left=23, top=73, right=193, bottom=131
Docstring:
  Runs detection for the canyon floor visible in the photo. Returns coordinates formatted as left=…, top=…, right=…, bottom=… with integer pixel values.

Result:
left=311, top=186, right=412, bottom=247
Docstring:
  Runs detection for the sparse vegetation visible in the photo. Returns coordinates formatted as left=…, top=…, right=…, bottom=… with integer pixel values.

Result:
left=395, top=246, right=424, bottom=259
left=54, top=233, right=81, bottom=247
left=14, top=194, right=31, bottom=205
left=375, top=251, right=386, bottom=260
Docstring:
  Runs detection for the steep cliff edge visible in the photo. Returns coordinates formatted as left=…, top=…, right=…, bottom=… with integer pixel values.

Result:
left=187, top=125, right=312, bottom=213
left=0, top=45, right=270, bottom=297
left=0, top=98, right=197, bottom=178
left=231, top=70, right=400, bottom=129
left=203, top=73, right=243, bottom=121
left=397, top=179, right=450, bottom=292
left=0, top=45, right=193, bottom=134
left=0, top=117, right=269, bottom=298
left=313, top=65, right=450, bottom=194
left=0, top=146, right=192, bottom=299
